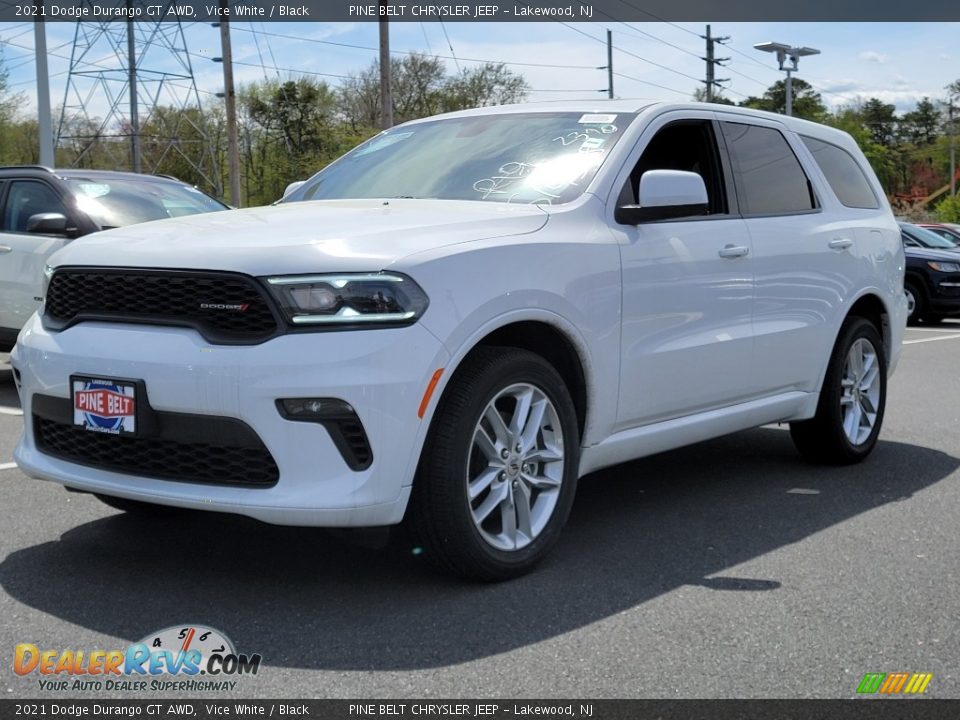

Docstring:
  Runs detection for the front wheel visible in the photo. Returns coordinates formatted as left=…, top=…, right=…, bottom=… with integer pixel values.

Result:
left=409, top=347, right=580, bottom=581
left=790, top=317, right=887, bottom=464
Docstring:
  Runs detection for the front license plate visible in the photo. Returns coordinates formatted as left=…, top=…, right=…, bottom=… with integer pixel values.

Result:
left=72, top=376, right=137, bottom=435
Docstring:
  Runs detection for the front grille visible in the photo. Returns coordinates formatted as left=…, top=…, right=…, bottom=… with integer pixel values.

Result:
left=35, top=416, right=279, bottom=487
left=44, top=269, right=280, bottom=343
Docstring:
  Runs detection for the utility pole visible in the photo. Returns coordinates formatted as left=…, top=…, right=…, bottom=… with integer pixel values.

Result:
left=379, top=1, right=393, bottom=129
left=33, top=14, right=54, bottom=167
left=126, top=5, right=140, bottom=173
left=606, top=30, right=613, bottom=99
left=218, top=9, right=241, bottom=207
left=597, top=30, right=613, bottom=98
left=702, top=25, right=729, bottom=102
left=950, top=100, right=956, bottom=197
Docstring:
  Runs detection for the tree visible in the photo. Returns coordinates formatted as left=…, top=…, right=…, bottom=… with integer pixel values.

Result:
left=901, top=97, right=941, bottom=146
left=935, top=193, right=960, bottom=223
left=859, top=98, right=898, bottom=147
left=691, top=86, right=735, bottom=105
left=338, top=53, right=528, bottom=130
left=738, top=78, right=826, bottom=121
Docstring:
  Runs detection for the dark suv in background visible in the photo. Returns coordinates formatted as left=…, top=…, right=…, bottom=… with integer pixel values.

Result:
left=0, top=166, right=227, bottom=350
left=901, top=227, right=960, bottom=324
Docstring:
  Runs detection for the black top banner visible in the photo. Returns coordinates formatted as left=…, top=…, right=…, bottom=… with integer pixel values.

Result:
left=2, top=700, right=959, bottom=720
left=6, top=0, right=960, bottom=22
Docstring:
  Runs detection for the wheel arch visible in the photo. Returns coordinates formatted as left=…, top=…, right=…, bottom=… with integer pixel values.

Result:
left=845, top=291, right=893, bottom=365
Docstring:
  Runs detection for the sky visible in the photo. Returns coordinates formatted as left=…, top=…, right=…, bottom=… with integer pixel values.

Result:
left=0, top=21, right=957, bottom=121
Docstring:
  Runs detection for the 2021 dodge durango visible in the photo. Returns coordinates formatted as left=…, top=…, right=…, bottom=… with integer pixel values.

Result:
left=12, top=102, right=907, bottom=580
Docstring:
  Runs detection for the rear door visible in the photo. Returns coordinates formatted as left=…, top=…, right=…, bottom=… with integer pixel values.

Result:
left=0, top=179, right=74, bottom=333
left=717, top=115, right=859, bottom=395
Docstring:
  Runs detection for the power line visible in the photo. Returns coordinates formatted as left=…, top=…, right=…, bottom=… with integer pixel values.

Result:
left=560, top=22, right=704, bottom=86
left=612, top=71, right=687, bottom=97
left=438, top=20, right=461, bottom=74
left=226, top=25, right=599, bottom=71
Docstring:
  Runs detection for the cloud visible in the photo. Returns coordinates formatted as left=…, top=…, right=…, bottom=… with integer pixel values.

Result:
left=858, top=51, right=889, bottom=64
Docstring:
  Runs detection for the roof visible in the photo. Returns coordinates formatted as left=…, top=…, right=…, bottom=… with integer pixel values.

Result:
left=0, top=166, right=186, bottom=184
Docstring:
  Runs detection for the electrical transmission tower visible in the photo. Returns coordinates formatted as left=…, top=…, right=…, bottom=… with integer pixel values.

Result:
left=57, top=9, right=220, bottom=194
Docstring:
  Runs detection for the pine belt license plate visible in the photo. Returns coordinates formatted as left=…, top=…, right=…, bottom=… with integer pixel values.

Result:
left=72, top=376, right=137, bottom=435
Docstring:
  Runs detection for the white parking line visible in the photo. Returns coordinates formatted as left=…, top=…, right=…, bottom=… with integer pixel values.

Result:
left=0, top=461, right=17, bottom=471
left=903, top=333, right=960, bottom=345
left=906, top=326, right=960, bottom=332
left=0, top=406, right=22, bottom=416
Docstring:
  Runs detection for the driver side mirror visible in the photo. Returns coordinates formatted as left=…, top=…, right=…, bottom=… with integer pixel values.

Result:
left=615, top=170, right=709, bottom=225
left=26, top=213, right=77, bottom=238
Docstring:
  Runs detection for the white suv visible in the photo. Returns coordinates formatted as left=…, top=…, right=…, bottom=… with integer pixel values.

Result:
left=12, top=102, right=906, bottom=580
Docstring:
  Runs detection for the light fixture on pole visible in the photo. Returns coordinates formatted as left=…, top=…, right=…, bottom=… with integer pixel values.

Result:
left=753, top=41, right=820, bottom=117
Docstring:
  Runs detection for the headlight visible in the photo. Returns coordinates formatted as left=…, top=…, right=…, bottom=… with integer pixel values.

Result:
left=264, top=272, right=429, bottom=326
left=927, top=261, right=960, bottom=272
left=42, top=264, right=55, bottom=298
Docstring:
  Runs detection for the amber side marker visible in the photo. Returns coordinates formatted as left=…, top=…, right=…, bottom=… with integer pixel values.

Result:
left=418, top=369, right=444, bottom=419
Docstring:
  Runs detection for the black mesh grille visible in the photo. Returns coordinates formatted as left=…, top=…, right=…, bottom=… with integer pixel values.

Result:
left=35, top=417, right=279, bottom=487
left=44, top=269, right=280, bottom=343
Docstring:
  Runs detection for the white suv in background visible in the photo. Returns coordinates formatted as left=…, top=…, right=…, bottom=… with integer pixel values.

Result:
left=12, top=102, right=906, bottom=580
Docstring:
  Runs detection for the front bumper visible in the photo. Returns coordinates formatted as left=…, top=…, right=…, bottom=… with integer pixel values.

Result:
left=12, top=315, right=448, bottom=526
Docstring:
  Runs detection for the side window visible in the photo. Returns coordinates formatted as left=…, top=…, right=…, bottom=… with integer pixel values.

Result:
left=800, top=136, right=879, bottom=209
left=2, top=181, right=69, bottom=233
left=721, top=122, right=816, bottom=216
left=620, top=121, right=728, bottom=216
left=902, top=233, right=919, bottom=248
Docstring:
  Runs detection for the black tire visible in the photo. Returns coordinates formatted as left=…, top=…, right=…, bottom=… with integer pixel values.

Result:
left=790, top=317, right=887, bottom=465
left=904, top=282, right=923, bottom=326
left=408, top=347, right=580, bottom=581
left=94, top=493, right=189, bottom=516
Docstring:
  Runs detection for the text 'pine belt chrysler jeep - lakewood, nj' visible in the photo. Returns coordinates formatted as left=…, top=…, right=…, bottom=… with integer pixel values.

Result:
left=11, top=101, right=907, bottom=580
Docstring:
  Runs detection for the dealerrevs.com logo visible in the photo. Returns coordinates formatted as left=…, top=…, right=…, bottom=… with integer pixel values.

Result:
left=14, top=625, right=262, bottom=692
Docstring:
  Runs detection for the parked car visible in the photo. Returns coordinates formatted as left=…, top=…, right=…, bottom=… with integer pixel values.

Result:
left=899, top=221, right=960, bottom=252
left=916, top=222, right=960, bottom=245
left=0, top=167, right=228, bottom=351
left=902, top=236, right=960, bottom=324
left=12, top=102, right=907, bottom=580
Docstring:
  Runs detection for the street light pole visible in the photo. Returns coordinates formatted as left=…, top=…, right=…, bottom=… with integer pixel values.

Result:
left=754, top=41, right=820, bottom=117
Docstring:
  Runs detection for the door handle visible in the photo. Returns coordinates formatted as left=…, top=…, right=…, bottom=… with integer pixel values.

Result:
left=718, top=245, right=749, bottom=259
left=829, top=238, right=853, bottom=251
left=0, top=245, right=11, bottom=254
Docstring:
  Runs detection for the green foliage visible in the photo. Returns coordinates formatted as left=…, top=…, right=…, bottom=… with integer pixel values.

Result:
left=738, top=79, right=827, bottom=121
left=934, top=193, right=960, bottom=223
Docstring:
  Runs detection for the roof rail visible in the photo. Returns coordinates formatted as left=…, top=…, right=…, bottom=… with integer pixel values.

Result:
left=0, top=165, right=54, bottom=173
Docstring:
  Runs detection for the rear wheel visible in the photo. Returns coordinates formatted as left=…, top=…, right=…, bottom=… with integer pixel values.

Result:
left=790, top=317, right=887, bottom=464
left=904, top=282, right=923, bottom=326
left=409, top=347, right=580, bottom=581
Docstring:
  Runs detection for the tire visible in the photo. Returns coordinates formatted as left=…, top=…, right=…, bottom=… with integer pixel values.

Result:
left=922, top=314, right=944, bottom=325
left=904, top=282, right=923, bottom=326
left=790, top=317, right=887, bottom=465
left=408, top=347, right=580, bottom=581
left=94, top=493, right=189, bottom=516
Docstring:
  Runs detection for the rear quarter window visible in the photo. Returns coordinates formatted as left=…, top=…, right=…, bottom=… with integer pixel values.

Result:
left=800, top=136, right=879, bottom=210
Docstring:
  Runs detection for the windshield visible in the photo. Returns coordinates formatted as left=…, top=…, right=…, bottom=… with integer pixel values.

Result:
left=901, top=223, right=958, bottom=249
left=65, top=177, right=228, bottom=229
left=284, top=112, right=636, bottom=206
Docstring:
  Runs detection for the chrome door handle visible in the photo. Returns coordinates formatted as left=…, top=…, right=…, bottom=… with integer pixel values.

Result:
left=829, top=238, right=853, bottom=251
left=718, top=245, right=749, bottom=259
left=0, top=245, right=12, bottom=254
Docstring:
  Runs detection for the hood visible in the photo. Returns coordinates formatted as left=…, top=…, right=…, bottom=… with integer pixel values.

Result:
left=904, top=245, right=960, bottom=261
left=50, top=199, right=549, bottom=275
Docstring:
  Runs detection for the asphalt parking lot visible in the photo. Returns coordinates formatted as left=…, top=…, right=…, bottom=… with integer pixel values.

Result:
left=2, top=321, right=959, bottom=699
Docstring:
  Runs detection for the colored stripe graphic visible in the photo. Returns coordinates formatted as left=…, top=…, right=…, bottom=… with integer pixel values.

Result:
left=904, top=674, right=933, bottom=694
left=858, top=672, right=932, bottom=694
left=857, top=673, right=885, bottom=694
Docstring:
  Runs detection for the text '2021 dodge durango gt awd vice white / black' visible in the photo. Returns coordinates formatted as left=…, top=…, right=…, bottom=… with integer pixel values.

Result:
left=12, top=102, right=906, bottom=580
